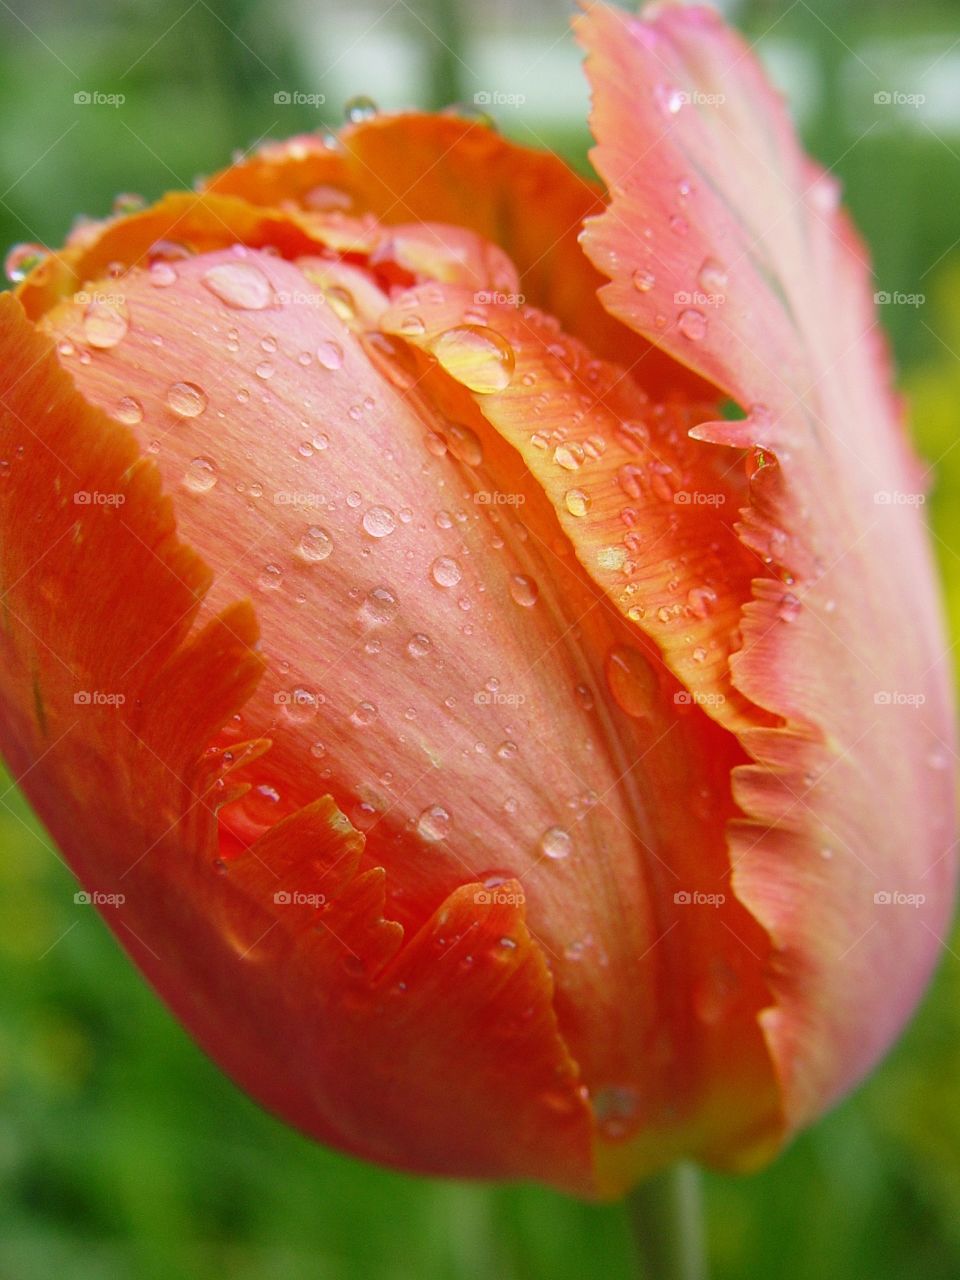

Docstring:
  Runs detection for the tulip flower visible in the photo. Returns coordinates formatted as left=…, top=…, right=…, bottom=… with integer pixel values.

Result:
left=0, top=0, right=954, bottom=1209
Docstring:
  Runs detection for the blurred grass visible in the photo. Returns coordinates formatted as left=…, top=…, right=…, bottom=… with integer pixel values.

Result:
left=1, top=0, right=959, bottom=1277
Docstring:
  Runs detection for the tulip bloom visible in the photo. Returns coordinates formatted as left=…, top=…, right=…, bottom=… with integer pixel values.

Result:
left=0, top=3, right=954, bottom=1199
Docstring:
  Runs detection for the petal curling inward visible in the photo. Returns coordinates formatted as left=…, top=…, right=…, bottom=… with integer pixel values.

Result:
left=577, top=1, right=957, bottom=1132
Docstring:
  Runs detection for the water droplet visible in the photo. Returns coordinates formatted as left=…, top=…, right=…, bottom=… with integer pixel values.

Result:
left=316, top=340, right=344, bottom=371
left=350, top=700, right=378, bottom=727
left=298, top=526, right=334, bottom=562
left=554, top=442, right=584, bottom=471
left=509, top=574, right=539, bottom=607
left=574, top=683, right=594, bottom=710
left=259, top=563, right=283, bottom=591
left=114, top=396, right=143, bottom=425
left=677, top=308, right=707, bottom=341
left=431, top=557, right=462, bottom=588
left=112, top=191, right=145, bottom=215
left=407, top=632, right=432, bottom=657
left=564, top=488, right=592, bottom=517
left=283, top=688, right=318, bottom=724
left=183, top=456, right=218, bottom=493
left=166, top=381, right=207, bottom=418
left=687, top=586, right=717, bottom=618
left=345, top=94, right=378, bottom=123
left=431, top=325, right=515, bottom=394
left=593, top=1085, right=641, bottom=1139
left=83, top=298, right=128, bottom=349
left=605, top=645, right=659, bottom=718
left=697, top=257, right=728, bottom=292
left=4, top=242, right=47, bottom=283
left=655, top=84, right=685, bottom=116
left=417, top=804, right=451, bottom=842
left=540, top=826, right=572, bottom=860
left=255, top=359, right=275, bottom=380
left=632, top=268, right=656, bottom=293
left=202, top=261, right=274, bottom=310
left=362, top=505, right=396, bottom=538
left=777, top=592, right=801, bottom=622
left=445, top=421, right=483, bottom=466
left=149, top=261, right=178, bottom=287
left=360, top=585, right=399, bottom=625
left=496, top=741, right=518, bottom=760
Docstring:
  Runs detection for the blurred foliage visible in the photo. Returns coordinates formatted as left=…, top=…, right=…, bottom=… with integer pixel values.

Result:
left=1, top=0, right=959, bottom=1277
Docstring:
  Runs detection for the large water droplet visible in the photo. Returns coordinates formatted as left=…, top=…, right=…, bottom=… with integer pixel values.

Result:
left=316, top=340, right=344, bottom=371
left=564, top=488, right=592, bottom=517
left=202, top=261, right=274, bottom=310
left=183, top=456, right=218, bottom=493
left=4, top=242, right=47, bottom=283
left=298, top=525, right=334, bottom=562
left=509, top=574, right=539, bottom=607
left=677, top=308, right=707, bottom=341
left=362, top=505, right=396, bottom=538
left=345, top=95, right=378, bottom=123
left=431, top=556, right=462, bottom=588
left=83, top=298, right=128, bottom=349
left=166, top=381, right=207, bottom=418
left=114, top=396, right=143, bottom=425
left=431, top=325, right=515, bottom=394
left=360, top=585, right=399, bottom=626
left=445, top=421, right=484, bottom=466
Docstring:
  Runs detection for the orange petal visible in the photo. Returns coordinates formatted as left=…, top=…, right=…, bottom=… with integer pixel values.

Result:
left=577, top=1, right=957, bottom=1130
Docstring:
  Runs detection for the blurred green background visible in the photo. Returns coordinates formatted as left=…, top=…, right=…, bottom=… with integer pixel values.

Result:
left=1, top=0, right=959, bottom=1276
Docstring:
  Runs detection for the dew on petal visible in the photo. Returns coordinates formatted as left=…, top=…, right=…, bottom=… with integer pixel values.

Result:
left=407, top=632, right=432, bottom=657
left=183, top=456, right=218, bottom=494
left=697, top=257, right=728, bottom=292
left=605, top=644, right=659, bottom=718
left=362, top=505, right=396, bottom=538
left=114, top=396, right=143, bottom=425
left=564, top=488, right=592, bottom=517
left=445, top=421, right=484, bottom=466
left=677, top=308, right=707, bottom=341
left=166, top=381, right=208, bottom=418
left=431, top=325, right=515, bottom=394
left=509, top=574, right=539, bottom=607
left=540, top=826, right=572, bottom=860
left=632, top=268, right=656, bottom=293
left=297, top=526, right=334, bottom=562
left=202, top=261, right=275, bottom=310
left=4, top=242, right=47, bottom=283
left=316, top=340, right=344, bottom=370
left=359, top=586, right=399, bottom=626
left=417, top=804, right=451, bottom=842
left=83, top=298, right=128, bottom=349
left=431, top=556, right=462, bottom=588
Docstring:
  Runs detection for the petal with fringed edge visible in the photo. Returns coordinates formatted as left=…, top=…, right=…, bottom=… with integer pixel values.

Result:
left=576, top=1, right=956, bottom=1131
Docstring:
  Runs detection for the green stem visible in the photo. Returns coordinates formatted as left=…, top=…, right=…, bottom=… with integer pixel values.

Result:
left=626, top=1163, right=709, bottom=1280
